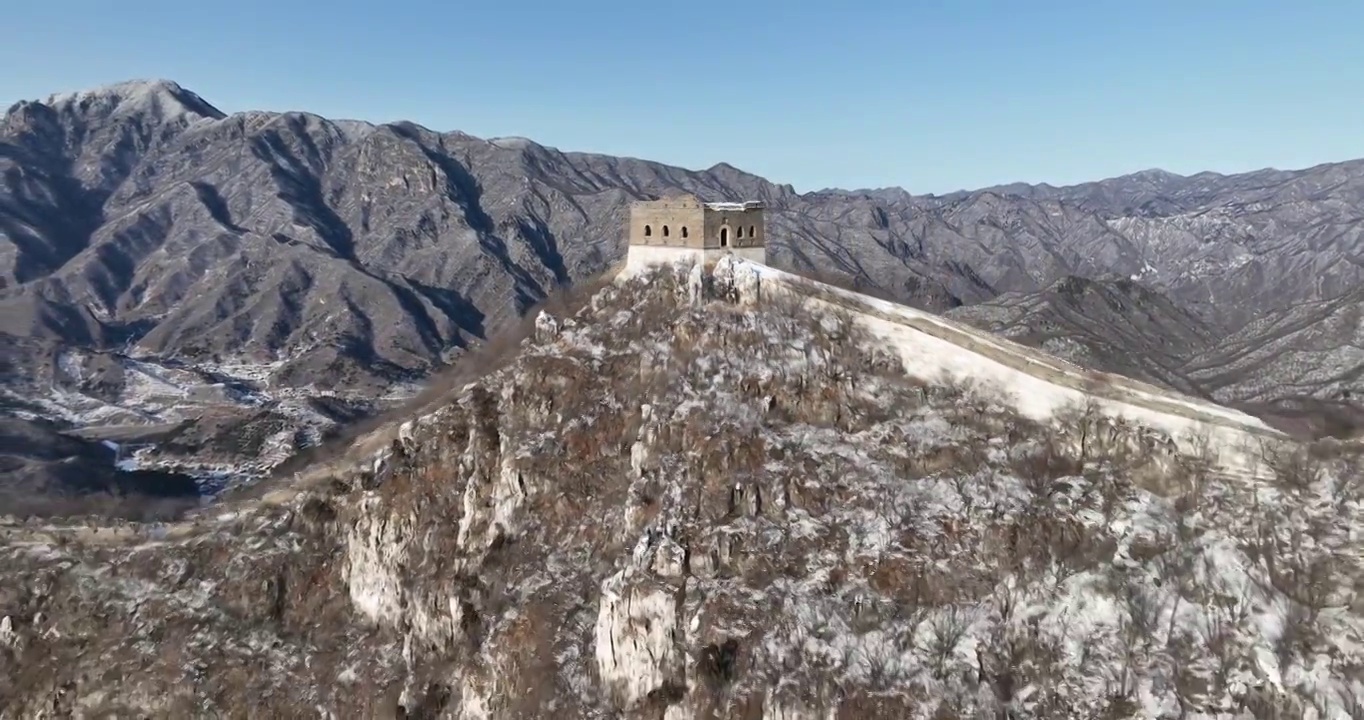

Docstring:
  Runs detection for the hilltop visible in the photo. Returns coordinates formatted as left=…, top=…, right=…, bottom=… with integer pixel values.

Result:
left=1, top=260, right=1360, bottom=718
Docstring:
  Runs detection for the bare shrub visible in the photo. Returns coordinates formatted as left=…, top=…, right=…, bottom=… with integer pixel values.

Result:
left=1267, top=546, right=1340, bottom=626
left=972, top=581, right=1070, bottom=716
left=1150, top=533, right=1199, bottom=644
left=1323, top=442, right=1364, bottom=512
left=1010, top=438, right=1083, bottom=497
left=1235, top=685, right=1307, bottom=719
left=1167, top=629, right=1214, bottom=715
left=0, top=489, right=199, bottom=524
left=1052, top=398, right=1109, bottom=468
left=1274, top=601, right=1319, bottom=674
left=925, top=606, right=970, bottom=681
left=696, top=638, right=742, bottom=689
left=1182, top=425, right=1219, bottom=472
left=1260, top=441, right=1325, bottom=496
left=1196, top=580, right=1251, bottom=701
left=756, top=286, right=814, bottom=345
left=1012, top=507, right=1113, bottom=583
left=1110, top=571, right=1160, bottom=693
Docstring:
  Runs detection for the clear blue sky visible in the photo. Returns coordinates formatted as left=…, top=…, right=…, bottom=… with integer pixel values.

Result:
left=5, top=0, right=1362, bottom=194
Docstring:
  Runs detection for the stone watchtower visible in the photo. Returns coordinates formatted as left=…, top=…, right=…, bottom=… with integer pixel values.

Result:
left=624, top=194, right=767, bottom=272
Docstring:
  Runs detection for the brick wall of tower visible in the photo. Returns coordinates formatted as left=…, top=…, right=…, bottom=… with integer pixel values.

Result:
left=628, top=197, right=707, bottom=249
left=702, top=208, right=765, bottom=250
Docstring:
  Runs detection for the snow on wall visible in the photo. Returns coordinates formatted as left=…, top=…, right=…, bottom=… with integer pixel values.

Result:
left=703, top=201, right=764, bottom=211
left=623, top=245, right=767, bottom=277
left=714, top=256, right=1284, bottom=478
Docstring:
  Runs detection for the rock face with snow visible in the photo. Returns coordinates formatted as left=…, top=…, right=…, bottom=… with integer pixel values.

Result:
left=1, top=263, right=1361, bottom=718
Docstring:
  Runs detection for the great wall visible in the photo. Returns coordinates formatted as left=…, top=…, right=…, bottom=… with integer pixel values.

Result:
left=0, top=195, right=1294, bottom=546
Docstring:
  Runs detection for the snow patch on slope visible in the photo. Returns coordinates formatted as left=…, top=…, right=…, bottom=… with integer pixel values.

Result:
left=43, top=79, right=225, bottom=122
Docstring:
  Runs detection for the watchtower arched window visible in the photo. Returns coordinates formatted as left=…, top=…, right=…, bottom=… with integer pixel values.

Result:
left=644, top=225, right=653, bottom=237
left=681, top=226, right=689, bottom=238
left=748, top=225, right=756, bottom=238
left=719, top=227, right=730, bottom=247
left=662, top=225, right=670, bottom=237
left=737, top=226, right=745, bottom=239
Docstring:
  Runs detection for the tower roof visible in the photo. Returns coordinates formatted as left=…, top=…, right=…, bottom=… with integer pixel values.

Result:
left=628, top=195, right=764, bottom=211
left=703, top=200, right=764, bottom=211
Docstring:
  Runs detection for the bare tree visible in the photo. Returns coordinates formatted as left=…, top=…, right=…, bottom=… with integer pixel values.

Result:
left=925, top=606, right=970, bottom=682
left=1111, top=570, right=1161, bottom=697
left=1174, top=425, right=1218, bottom=499
left=1329, top=445, right=1364, bottom=513
left=1261, top=442, right=1325, bottom=496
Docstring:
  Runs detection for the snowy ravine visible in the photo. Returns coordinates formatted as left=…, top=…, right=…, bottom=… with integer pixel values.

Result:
left=0, top=261, right=1361, bottom=718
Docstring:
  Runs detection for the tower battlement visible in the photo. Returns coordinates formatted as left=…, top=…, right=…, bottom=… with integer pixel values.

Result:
left=624, top=194, right=767, bottom=272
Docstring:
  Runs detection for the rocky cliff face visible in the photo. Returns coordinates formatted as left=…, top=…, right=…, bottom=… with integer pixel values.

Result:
left=2, top=263, right=1361, bottom=718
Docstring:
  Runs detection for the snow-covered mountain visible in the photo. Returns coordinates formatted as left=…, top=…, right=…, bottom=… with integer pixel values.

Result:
left=3, top=79, right=1362, bottom=510
left=2, top=261, right=1358, bottom=717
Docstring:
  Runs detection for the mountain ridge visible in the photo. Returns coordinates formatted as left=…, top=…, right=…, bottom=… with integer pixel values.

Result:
left=2, top=78, right=1361, bottom=498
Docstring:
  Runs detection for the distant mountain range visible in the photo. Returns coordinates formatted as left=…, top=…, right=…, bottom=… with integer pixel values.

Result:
left=2, top=78, right=1361, bottom=503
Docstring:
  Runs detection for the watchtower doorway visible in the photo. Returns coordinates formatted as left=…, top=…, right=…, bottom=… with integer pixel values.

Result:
left=719, top=227, right=730, bottom=247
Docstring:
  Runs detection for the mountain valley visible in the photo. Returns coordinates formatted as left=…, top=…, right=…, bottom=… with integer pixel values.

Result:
left=1, top=77, right=1361, bottom=504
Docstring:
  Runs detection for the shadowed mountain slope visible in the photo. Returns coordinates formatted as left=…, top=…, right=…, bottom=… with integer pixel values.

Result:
left=3, top=78, right=1361, bottom=494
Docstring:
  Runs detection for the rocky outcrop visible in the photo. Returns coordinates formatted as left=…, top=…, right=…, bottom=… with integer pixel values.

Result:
left=595, top=572, right=685, bottom=708
left=1, top=264, right=1361, bottom=718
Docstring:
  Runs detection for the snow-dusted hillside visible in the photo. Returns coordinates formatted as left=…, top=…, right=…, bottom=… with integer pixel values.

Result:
left=1, top=348, right=398, bottom=492
left=0, top=261, right=1359, bottom=718
left=709, top=256, right=1284, bottom=477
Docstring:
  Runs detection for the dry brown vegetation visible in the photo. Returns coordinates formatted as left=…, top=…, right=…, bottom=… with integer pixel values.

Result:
left=223, top=270, right=620, bottom=502
left=0, top=488, right=199, bottom=524
left=2, top=262, right=1362, bottom=718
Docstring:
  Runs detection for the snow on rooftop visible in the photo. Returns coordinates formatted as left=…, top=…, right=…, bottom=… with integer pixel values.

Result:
left=704, top=201, right=764, bottom=211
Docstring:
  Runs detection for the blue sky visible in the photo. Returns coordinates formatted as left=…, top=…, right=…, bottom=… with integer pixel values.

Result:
left=5, top=0, right=1362, bottom=193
